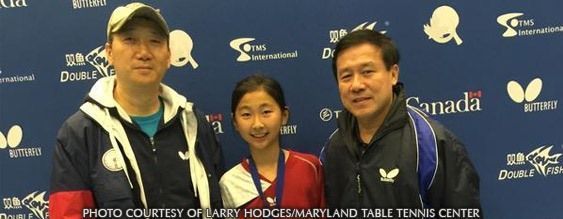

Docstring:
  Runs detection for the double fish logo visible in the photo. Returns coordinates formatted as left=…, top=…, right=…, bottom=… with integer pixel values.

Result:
left=22, top=191, right=49, bottom=219
left=526, top=145, right=561, bottom=176
left=506, top=78, right=542, bottom=103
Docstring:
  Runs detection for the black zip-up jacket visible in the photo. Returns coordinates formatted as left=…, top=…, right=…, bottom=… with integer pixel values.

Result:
left=49, top=77, right=224, bottom=218
left=322, top=83, right=481, bottom=210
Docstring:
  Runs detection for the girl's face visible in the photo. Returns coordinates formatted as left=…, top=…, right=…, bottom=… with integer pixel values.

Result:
left=233, top=89, right=288, bottom=151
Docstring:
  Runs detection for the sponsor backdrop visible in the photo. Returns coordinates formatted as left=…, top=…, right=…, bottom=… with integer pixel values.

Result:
left=0, top=0, right=561, bottom=218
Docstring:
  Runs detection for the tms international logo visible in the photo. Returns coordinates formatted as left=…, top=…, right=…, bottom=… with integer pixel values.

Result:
left=506, top=78, right=558, bottom=112
left=0, top=0, right=28, bottom=9
left=71, top=0, right=106, bottom=9
left=229, top=37, right=298, bottom=62
left=0, top=68, right=36, bottom=85
left=61, top=29, right=198, bottom=83
left=206, top=113, right=225, bottom=134
left=497, top=12, right=563, bottom=38
left=0, top=124, right=42, bottom=159
left=406, top=90, right=482, bottom=115
left=321, top=21, right=389, bottom=60
left=319, top=108, right=343, bottom=122
left=1, top=191, right=49, bottom=219
left=498, top=145, right=563, bottom=181
left=424, top=5, right=463, bottom=45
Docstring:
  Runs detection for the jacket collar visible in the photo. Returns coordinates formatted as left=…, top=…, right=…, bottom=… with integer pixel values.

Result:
left=86, top=76, right=190, bottom=124
left=337, top=82, right=409, bottom=149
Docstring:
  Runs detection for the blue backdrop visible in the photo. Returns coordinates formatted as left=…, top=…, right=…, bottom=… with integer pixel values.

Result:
left=1, top=1, right=562, bottom=218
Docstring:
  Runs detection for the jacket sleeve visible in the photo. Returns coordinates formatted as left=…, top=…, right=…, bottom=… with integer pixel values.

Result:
left=429, top=127, right=482, bottom=211
left=49, top=118, right=96, bottom=219
left=317, top=157, right=327, bottom=209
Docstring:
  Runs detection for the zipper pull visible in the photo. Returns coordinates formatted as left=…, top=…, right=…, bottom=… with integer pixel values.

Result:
left=356, top=173, right=362, bottom=194
left=150, top=137, right=156, bottom=152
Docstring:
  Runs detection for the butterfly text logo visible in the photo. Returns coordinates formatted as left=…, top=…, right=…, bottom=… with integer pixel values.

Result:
left=0, top=124, right=42, bottom=158
left=506, top=78, right=558, bottom=112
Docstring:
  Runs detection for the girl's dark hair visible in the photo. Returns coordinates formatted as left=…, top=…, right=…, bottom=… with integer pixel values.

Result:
left=231, top=74, right=286, bottom=113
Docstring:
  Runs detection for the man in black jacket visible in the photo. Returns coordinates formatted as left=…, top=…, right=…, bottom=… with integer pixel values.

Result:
left=321, top=29, right=481, bottom=214
left=49, top=2, right=224, bottom=218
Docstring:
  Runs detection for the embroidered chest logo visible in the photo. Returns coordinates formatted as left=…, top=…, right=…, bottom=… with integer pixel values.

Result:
left=266, top=197, right=277, bottom=207
left=178, top=150, right=190, bottom=160
left=379, top=168, right=400, bottom=183
left=102, top=148, right=123, bottom=172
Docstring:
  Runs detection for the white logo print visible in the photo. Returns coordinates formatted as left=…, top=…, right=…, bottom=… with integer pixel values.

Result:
left=0, top=125, right=23, bottom=149
left=526, top=145, right=561, bottom=176
left=170, top=30, right=199, bottom=69
left=424, top=5, right=463, bottom=45
left=178, top=150, right=190, bottom=160
left=497, top=13, right=524, bottom=37
left=102, top=149, right=123, bottom=171
left=506, top=77, right=557, bottom=112
left=86, top=46, right=113, bottom=77
left=319, top=108, right=333, bottom=122
left=499, top=144, right=563, bottom=180
left=351, top=21, right=387, bottom=34
left=507, top=78, right=542, bottom=103
left=0, top=124, right=42, bottom=158
left=21, top=191, right=49, bottom=219
left=230, top=38, right=255, bottom=62
left=266, top=197, right=276, bottom=207
left=379, top=168, right=399, bottom=183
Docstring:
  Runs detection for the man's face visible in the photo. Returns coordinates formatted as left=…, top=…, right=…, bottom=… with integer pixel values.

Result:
left=336, top=43, right=399, bottom=122
left=106, top=17, right=170, bottom=88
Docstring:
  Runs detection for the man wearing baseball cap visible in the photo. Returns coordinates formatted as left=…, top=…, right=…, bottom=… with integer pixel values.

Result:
left=49, top=2, right=224, bottom=218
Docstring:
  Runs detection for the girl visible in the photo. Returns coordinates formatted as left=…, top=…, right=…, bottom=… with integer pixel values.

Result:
left=220, top=74, right=325, bottom=211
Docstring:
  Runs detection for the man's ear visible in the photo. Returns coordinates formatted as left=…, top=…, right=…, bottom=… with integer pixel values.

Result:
left=105, top=42, right=113, bottom=65
left=391, top=64, right=400, bottom=85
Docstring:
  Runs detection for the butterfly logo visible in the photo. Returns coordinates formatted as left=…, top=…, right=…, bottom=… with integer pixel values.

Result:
left=379, top=168, right=400, bottom=183
left=506, top=78, right=542, bottom=103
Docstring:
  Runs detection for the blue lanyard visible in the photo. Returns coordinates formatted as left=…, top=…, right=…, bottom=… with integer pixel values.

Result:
left=248, top=149, right=285, bottom=208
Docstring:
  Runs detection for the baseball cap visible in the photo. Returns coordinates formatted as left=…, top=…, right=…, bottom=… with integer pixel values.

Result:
left=106, top=2, right=169, bottom=40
